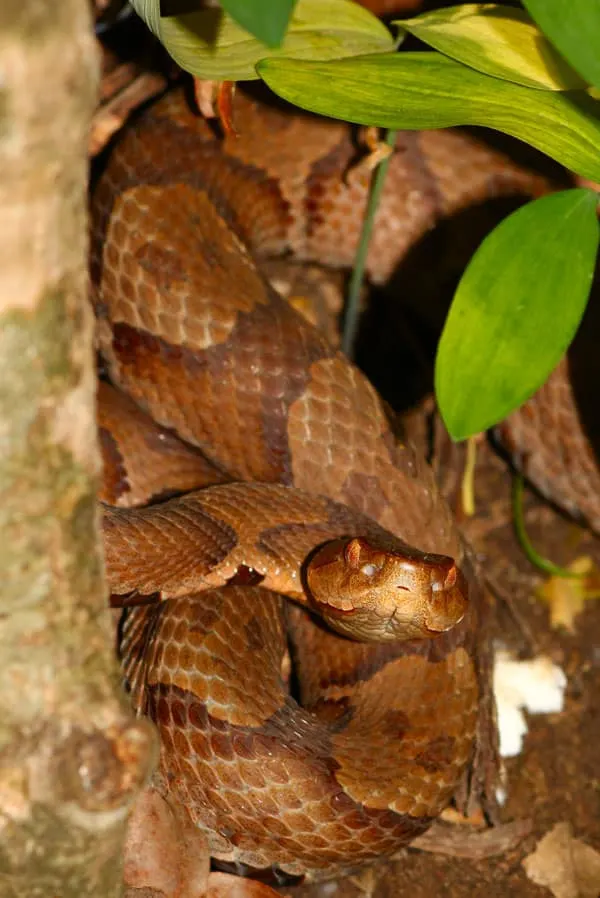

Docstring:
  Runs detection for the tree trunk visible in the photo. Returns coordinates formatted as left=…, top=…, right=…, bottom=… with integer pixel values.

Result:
left=0, top=3, right=156, bottom=895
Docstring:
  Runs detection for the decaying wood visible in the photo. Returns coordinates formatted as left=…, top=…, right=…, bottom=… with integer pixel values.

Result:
left=90, top=69, right=167, bottom=156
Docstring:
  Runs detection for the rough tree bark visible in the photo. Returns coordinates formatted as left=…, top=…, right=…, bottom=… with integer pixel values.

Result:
left=0, top=3, right=156, bottom=896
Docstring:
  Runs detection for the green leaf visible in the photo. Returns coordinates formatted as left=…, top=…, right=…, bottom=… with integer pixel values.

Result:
left=129, top=0, right=394, bottom=82
left=220, top=0, right=297, bottom=47
left=258, top=52, right=600, bottom=183
left=395, top=4, right=586, bottom=91
left=522, top=0, right=600, bottom=92
left=435, top=189, right=599, bottom=441
left=129, top=0, right=161, bottom=36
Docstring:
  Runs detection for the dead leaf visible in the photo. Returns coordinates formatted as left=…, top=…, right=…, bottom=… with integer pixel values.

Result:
left=205, top=872, right=283, bottom=897
left=537, top=556, right=600, bottom=632
left=124, top=787, right=210, bottom=898
left=440, top=806, right=485, bottom=827
left=522, top=821, right=600, bottom=898
left=412, top=818, right=531, bottom=859
left=193, top=78, right=219, bottom=119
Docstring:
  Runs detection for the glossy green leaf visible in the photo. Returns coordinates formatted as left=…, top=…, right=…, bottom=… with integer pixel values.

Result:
left=395, top=4, right=585, bottom=91
left=435, top=189, right=599, bottom=441
left=129, top=0, right=161, bottom=36
left=258, top=52, right=600, bottom=183
left=523, top=0, right=600, bottom=91
left=129, top=0, right=394, bottom=82
left=220, top=0, right=297, bottom=47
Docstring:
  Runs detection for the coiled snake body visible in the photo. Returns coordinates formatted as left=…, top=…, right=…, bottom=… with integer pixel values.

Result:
left=93, top=87, right=580, bottom=881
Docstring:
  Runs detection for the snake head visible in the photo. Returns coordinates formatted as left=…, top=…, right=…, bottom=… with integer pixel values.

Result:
left=305, top=537, right=468, bottom=643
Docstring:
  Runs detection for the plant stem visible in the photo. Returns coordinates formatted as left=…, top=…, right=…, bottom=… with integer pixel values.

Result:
left=460, top=435, right=478, bottom=517
left=341, top=128, right=397, bottom=358
left=513, top=474, right=584, bottom=579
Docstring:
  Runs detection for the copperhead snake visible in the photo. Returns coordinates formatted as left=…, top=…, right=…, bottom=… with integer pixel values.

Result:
left=92, top=84, right=598, bottom=883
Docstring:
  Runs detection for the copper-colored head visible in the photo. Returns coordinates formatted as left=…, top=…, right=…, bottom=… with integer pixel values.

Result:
left=305, top=537, right=468, bottom=643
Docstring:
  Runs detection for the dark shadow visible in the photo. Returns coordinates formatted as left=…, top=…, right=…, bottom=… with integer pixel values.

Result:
left=355, top=195, right=541, bottom=412
left=211, top=858, right=305, bottom=887
left=354, top=156, right=600, bottom=477
left=565, top=260, right=600, bottom=466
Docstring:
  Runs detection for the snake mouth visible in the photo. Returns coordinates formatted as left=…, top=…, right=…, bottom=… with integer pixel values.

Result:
left=425, top=610, right=466, bottom=635
left=313, top=599, right=357, bottom=617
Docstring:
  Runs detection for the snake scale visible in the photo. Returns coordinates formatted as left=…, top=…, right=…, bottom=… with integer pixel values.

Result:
left=92, top=85, right=599, bottom=883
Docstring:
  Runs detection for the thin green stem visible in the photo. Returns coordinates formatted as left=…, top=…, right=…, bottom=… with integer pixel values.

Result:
left=512, top=473, right=584, bottom=579
left=341, top=128, right=397, bottom=358
left=461, top=435, right=478, bottom=517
